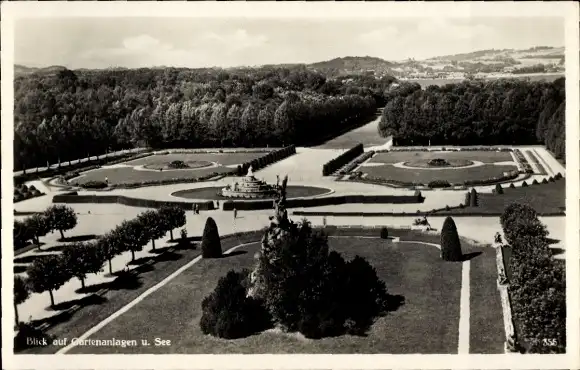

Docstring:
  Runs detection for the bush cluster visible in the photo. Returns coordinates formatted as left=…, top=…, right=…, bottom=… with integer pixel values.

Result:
left=236, top=146, right=296, bottom=176
left=201, top=221, right=395, bottom=339
left=337, top=151, right=375, bottom=175
left=14, top=184, right=45, bottom=203
left=322, top=144, right=364, bottom=176
left=167, top=160, right=189, bottom=169
left=500, top=203, right=565, bottom=353
left=200, top=270, right=271, bottom=339
left=201, top=217, right=222, bottom=258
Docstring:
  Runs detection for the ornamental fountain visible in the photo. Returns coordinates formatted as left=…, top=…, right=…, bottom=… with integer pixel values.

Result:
left=220, top=166, right=279, bottom=199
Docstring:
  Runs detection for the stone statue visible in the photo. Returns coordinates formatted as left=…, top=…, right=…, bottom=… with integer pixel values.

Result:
left=247, top=165, right=254, bottom=177
left=273, top=175, right=289, bottom=226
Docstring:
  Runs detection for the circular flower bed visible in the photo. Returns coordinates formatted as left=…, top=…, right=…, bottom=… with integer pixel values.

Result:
left=402, top=158, right=473, bottom=168
left=143, top=160, right=214, bottom=170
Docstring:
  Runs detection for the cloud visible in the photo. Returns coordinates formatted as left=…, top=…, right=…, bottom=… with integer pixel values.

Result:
left=196, top=29, right=268, bottom=52
left=416, top=19, right=493, bottom=41
left=359, top=27, right=400, bottom=45
left=122, top=34, right=171, bottom=51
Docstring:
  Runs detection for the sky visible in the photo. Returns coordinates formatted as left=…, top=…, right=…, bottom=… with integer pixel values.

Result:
left=14, top=17, right=564, bottom=69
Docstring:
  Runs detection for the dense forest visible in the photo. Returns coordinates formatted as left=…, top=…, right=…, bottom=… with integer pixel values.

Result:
left=14, top=66, right=396, bottom=170
left=378, top=77, right=565, bottom=159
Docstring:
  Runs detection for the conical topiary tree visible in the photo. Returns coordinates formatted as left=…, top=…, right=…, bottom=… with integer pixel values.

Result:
left=469, top=188, right=478, bottom=207
left=202, top=217, right=222, bottom=258
left=495, top=183, right=504, bottom=195
left=509, top=182, right=516, bottom=189
left=440, top=216, right=462, bottom=262
left=521, top=181, right=528, bottom=187
left=464, top=191, right=471, bottom=206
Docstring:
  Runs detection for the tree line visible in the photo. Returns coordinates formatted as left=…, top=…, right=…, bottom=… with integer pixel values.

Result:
left=14, top=204, right=186, bottom=317
left=378, top=78, right=565, bottom=159
left=500, top=203, right=565, bottom=353
left=14, top=66, right=394, bottom=170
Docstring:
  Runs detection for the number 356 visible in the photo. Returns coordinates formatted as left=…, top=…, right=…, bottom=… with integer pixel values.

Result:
left=542, top=338, right=557, bottom=346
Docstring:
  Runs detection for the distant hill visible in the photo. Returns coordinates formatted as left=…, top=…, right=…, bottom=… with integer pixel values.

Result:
left=14, top=46, right=564, bottom=79
left=14, top=64, right=68, bottom=76
left=308, top=56, right=395, bottom=77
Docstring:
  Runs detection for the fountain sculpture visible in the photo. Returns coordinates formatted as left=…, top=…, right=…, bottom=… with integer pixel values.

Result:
left=220, top=166, right=278, bottom=199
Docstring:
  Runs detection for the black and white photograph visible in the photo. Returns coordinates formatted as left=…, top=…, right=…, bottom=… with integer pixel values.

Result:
left=2, top=2, right=579, bottom=369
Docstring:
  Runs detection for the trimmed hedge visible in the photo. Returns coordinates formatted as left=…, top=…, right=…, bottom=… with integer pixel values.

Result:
left=427, top=180, right=451, bottom=189
left=322, top=144, right=364, bottom=176
left=378, top=147, right=513, bottom=153
left=223, top=194, right=423, bottom=211
left=80, top=181, right=108, bottom=189
left=14, top=150, right=152, bottom=185
left=358, top=170, right=523, bottom=189
left=52, top=194, right=215, bottom=210
left=236, top=145, right=296, bottom=176
left=337, top=151, right=375, bottom=175
left=14, top=184, right=45, bottom=203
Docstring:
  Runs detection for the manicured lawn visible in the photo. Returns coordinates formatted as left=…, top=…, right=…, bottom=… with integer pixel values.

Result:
left=72, top=152, right=270, bottom=186
left=72, top=166, right=232, bottom=186
left=436, top=180, right=566, bottom=215
left=126, top=153, right=267, bottom=167
left=362, top=164, right=516, bottom=185
left=65, top=229, right=503, bottom=354
left=369, top=151, right=513, bottom=164
left=171, top=185, right=331, bottom=200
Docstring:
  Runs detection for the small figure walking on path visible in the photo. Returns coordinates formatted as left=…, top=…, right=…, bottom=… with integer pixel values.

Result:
left=105, top=177, right=109, bottom=185
left=216, top=200, right=220, bottom=210
left=494, top=232, right=503, bottom=245
left=322, top=216, right=327, bottom=227
left=233, top=208, right=238, bottom=219
left=192, top=204, right=196, bottom=215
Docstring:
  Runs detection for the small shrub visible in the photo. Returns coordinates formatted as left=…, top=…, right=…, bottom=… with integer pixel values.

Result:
left=532, top=179, right=539, bottom=185
left=380, top=227, right=389, bottom=239
left=200, top=269, right=270, bottom=339
left=464, top=191, right=471, bottom=206
left=459, top=203, right=464, bottom=209
left=509, top=183, right=516, bottom=189
left=440, top=216, right=462, bottom=261
left=548, top=176, right=555, bottom=182
left=201, top=217, right=222, bottom=258
left=554, top=173, right=563, bottom=180
left=469, top=188, right=478, bottom=207
left=428, top=180, right=451, bottom=188
left=445, top=205, right=450, bottom=211
left=522, top=181, right=528, bottom=187
left=542, top=178, right=549, bottom=184
left=29, top=185, right=37, bottom=192
left=495, top=184, right=504, bottom=195
left=168, top=160, right=189, bottom=169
